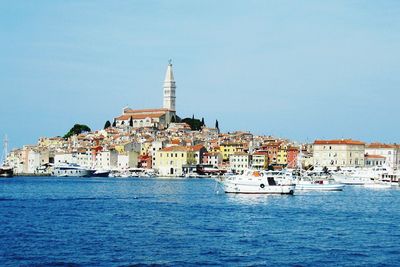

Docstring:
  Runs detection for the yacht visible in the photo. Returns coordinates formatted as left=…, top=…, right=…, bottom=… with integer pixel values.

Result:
left=219, top=170, right=295, bottom=194
left=294, top=170, right=344, bottom=191
left=0, top=165, right=13, bottom=178
left=294, top=176, right=344, bottom=191
left=92, top=169, right=111, bottom=177
left=0, top=135, right=13, bottom=178
left=363, top=180, right=392, bottom=189
left=52, top=163, right=95, bottom=177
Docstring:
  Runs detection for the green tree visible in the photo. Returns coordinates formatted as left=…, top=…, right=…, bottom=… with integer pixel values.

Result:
left=64, top=124, right=91, bottom=139
left=104, top=120, right=111, bottom=129
left=129, top=116, right=133, bottom=127
left=201, top=117, right=205, bottom=126
left=182, top=117, right=202, bottom=131
left=171, top=116, right=176, bottom=123
left=215, top=119, right=220, bottom=133
left=112, top=119, right=116, bottom=127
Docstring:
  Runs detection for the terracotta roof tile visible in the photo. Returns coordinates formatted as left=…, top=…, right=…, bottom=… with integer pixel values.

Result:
left=314, top=139, right=365, bottom=145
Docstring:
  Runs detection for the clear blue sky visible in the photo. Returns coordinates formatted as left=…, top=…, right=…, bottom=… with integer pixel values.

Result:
left=1, top=1, right=400, bottom=149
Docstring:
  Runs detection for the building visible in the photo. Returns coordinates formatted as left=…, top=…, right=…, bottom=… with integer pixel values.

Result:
left=286, top=146, right=300, bottom=169
left=251, top=151, right=269, bottom=170
left=313, top=139, right=365, bottom=169
left=202, top=152, right=222, bottom=167
left=219, top=143, right=243, bottom=162
left=153, top=146, right=198, bottom=176
left=365, top=154, right=386, bottom=167
left=229, top=152, right=251, bottom=174
left=276, top=145, right=287, bottom=166
left=115, top=61, right=177, bottom=129
left=365, top=143, right=400, bottom=169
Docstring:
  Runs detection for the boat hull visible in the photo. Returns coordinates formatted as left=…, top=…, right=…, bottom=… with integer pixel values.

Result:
left=53, top=168, right=95, bottom=177
left=222, top=182, right=295, bottom=195
left=295, top=184, right=344, bottom=191
left=0, top=167, right=14, bottom=178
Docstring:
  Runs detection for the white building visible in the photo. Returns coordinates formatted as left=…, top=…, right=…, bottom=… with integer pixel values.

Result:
left=365, top=143, right=400, bottom=169
left=313, top=139, right=365, bottom=169
left=203, top=152, right=222, bottom=167
left=229, top=152, right=251, bottom=174
left=365, top=154, right=386, bottom=167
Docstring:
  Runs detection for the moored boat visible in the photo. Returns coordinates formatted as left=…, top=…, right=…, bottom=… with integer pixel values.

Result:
left=295, top=176, right=344, bottom=191
left=219, top=170, right=295, bottom=194
left=52, top=163, right=95, bottom=177
left=0, top=165, right=13, bottom=178
left=1, top=135, right=13, bottom=178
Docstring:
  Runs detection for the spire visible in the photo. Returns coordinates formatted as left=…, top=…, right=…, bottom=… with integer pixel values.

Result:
left=164, top=59, right=174, bottom=82
left=163, top=59, right=176, bottom=111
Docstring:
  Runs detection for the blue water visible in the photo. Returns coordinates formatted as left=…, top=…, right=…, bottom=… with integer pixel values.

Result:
left=0, top=177, right=399, bottom=266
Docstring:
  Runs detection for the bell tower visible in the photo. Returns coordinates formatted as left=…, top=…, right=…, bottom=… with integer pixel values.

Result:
left=163, top=60, right=176, bottom=111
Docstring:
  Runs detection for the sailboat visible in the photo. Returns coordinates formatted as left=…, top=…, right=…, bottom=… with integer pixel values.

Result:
left=0, top=135, right=14, bottom=178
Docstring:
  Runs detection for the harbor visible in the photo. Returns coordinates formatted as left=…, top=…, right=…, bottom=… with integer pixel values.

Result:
left=1, top=176, right=399, bottom=266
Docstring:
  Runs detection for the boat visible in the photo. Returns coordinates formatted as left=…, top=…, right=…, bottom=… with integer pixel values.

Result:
left=0, top=165, right=13, bottom=178
left=363, top=181, right=392, bottom=189
left=0, top=135, right=13, bottom=178
left=332, top=167, right=388, bottom=185
left=219, top=170, right=295, bottom=194
left=294, top=176, right=344, bottom=191
left=92, top=169, right=111, bottom=177
left=295, top=171, right=344, bottom=191
left=52, top=163, right=95, bottom=177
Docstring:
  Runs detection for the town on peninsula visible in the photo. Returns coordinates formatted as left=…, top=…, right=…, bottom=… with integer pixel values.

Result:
left=2, top=62, right=399, bottom=179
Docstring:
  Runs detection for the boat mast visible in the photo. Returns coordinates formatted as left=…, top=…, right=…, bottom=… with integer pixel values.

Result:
left=2, top=135, right=8, bottom=165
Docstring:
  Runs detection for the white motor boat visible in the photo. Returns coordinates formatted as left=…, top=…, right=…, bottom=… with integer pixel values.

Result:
left=52, top=163, right=95, bottom=177
left=219, top=170, right=295, bottom=195
left=364, top=181, right=392, bottom=189
left=295, top=176, right=344, bottom=191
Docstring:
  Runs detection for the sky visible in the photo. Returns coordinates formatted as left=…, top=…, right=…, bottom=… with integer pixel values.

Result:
left=1, top=0, right=400, bottom=149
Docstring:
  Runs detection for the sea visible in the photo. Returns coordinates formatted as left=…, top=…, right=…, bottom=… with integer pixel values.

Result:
left=0, top=177, right=399, bottom=267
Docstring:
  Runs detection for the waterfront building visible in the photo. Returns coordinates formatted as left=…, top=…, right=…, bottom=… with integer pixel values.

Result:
left=262, top=141, right=283, bottom=165
left=229, top=152, right=251, bottom=174
left=276, top=145, right=288, bottom=166
left=313, top=139, right=365, bottom=169
left=202, top=152, right=222, bottom=167
left=115, top=62, right=177, bottom=129
left=154, top=146, right=198, bottom=176
left=219, top=143, right=244, bottom=162
left=286, top=146, right=300, bottom=169
left=365, top=143, right=400, bottom=169
left=251, top=151, right=269, bottom=170
left=365, top=154, right=386, bottom=167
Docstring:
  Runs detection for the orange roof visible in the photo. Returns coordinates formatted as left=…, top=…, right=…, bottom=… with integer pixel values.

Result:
left=190, top=144, right=205, bottom=151
left=253, top=151, right=268, bottom=156
left=116, top=113, right=165, bottom=120
left=161, top=145, right=205, bottom=152
left=170, top=139, right=181, bottom=145
left=366, top=143, right=397, bottom=149
left=365, top=154, right=386, bottom=159
left=161, top=146, right=190, bottom=152
left=124, top=108, right=172, bottom=114
left=314, top=139, right=365, bottom=145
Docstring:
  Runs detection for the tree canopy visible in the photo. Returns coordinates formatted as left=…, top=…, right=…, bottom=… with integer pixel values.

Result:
left=104, top=120, right=111, bottom=129
left=63, top=124, right=91, bottom=139
left=182, top=117, right=202, bottom=131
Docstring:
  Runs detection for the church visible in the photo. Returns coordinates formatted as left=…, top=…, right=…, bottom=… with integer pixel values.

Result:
left=115, top=61, right=177, bottom=129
